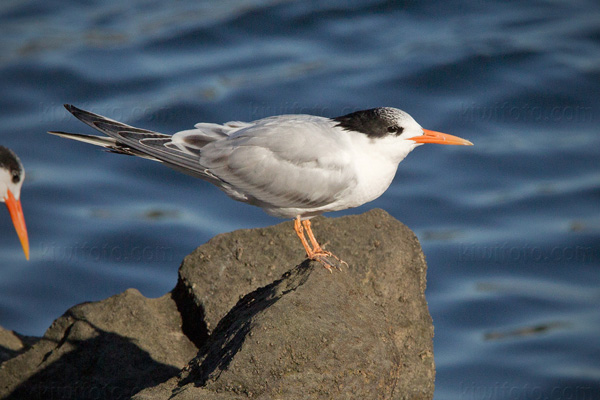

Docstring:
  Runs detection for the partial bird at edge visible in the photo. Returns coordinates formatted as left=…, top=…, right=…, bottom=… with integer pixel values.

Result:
left=0, top=146, right=29, bottom=260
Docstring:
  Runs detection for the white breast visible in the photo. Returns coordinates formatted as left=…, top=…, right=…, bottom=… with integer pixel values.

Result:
left=323, top=129, right=412, bottom=211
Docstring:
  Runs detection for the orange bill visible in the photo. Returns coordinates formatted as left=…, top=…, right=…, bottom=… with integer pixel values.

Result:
left=4, top=189, right=29, bottom=260
left=412, top=129, right=473, bottom=146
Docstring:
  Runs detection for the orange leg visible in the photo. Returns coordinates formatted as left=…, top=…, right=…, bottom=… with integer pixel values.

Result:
left=293, top=216, right=346, bottom=272
left=301, top=219, right=322, bottom=252
left=294, top=216, right=314, bottom=258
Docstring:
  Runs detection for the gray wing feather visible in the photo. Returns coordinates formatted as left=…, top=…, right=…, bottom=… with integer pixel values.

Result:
left=55, top=105, right=227, bottom=185
left=52, top=105, right=358, bottom=215
left=199, top=117, right=357, bottom=212
left=48, top=130, right=158, bottom=160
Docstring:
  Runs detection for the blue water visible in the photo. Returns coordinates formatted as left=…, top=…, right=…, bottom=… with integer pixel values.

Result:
left=1, top=1, right=599, bottom=398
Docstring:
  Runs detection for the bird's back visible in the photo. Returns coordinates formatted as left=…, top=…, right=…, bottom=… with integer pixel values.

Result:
left=195, top=115, right=361, bottom=218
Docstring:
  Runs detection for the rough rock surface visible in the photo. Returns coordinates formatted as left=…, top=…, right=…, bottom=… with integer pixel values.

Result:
left=0, top=328, right=37, bottom=365
left=0, top=290, right=198, bottom=399
left=0, top=209, right=435, bottom=399
left=138, top=209, right=435, bottom=399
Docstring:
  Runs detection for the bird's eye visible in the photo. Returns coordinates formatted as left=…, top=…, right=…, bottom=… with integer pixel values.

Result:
left=387, top=126, right=404, bottom=135
left=11, top=170, right=20, bottom=184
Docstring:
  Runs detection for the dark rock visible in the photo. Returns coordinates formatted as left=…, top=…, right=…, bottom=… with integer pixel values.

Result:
left=0, top=209, right=435, bottom=399
left=137, top=209, right=435, bottom=399
left=0, top=289, right=198, bottom=400
left=0, top=328, right=38, bottom=365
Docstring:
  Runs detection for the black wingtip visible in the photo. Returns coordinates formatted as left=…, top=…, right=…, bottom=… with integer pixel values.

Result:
left=63, top=104, right=93, bottom=121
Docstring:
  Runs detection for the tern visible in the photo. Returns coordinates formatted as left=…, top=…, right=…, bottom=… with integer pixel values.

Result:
left=1, top=146, right=29, bottom=260
left=50, top=105, right=472, bottom=270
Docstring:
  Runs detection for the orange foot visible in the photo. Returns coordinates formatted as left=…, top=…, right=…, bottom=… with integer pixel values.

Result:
left=293, top=216, right=347, bottom=272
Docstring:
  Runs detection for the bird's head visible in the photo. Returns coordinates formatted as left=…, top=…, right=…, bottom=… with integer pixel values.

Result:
left=0, top=146, right=29, bottom=260
left=334, top=107, right=472, bottom=160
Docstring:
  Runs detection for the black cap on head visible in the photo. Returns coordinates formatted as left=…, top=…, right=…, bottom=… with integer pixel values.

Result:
left=0, top=146, right=24, bottom=184
left=333, top=107, right=408, bottom=139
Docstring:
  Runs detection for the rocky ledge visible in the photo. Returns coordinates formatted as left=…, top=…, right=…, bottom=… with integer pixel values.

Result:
left=0, top=209, right=435, bottom=399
